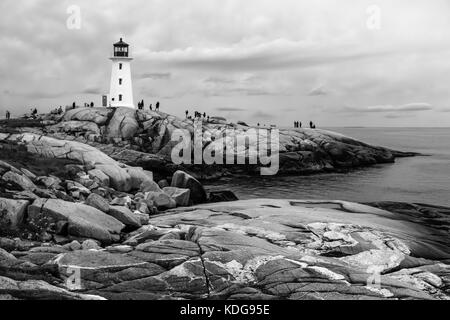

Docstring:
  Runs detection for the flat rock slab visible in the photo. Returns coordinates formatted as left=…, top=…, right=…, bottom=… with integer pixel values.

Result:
left=28, top=199, right=125, bottom=244
left=4, top=199, right=449, bottom=300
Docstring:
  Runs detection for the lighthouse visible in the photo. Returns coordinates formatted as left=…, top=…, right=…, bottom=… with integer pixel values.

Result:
left=109, top=38, right=135, bottom=109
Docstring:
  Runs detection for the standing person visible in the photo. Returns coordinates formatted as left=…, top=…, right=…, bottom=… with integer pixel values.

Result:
left=299, top=121, right=302, bottom=128
left=149, top=104, right=152, bottom=111
left=5, top=110, right=10, bottom=120
left=141, top=100, right=145, bottom=110
left=203, top=112, right=206, bottom=119
left=156, top=101, right=160, bottom=111
left=72, top=102, right=76, bottom=109
left=294, top=121, right=297, bottom=128
left=185, top=110, right=189, bottom=118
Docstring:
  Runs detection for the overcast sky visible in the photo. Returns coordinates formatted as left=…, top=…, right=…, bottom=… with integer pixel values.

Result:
left=1, top=0, right=450, bottom=126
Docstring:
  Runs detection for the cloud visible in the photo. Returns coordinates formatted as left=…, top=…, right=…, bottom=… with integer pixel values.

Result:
left=2, top=0, right=450, bottom=126
left=81, top=87, right=103, bottom=95
left=343, top=103, right=433, bottom=113
left=252, top=111, right=273, bottom=119
left=215, top=107, right=245, bottom=112
left=308, top=85, right=328, bottom=96
left=137, top=72, right=171, bottom=80
left=204, top=77, right=236, bottom=84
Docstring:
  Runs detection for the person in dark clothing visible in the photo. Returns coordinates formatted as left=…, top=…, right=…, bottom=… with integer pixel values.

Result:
left=310, top=121, right=313, bottom=129
left=185, top=110, right=189, bottom=118
left=156, top=102, right=160, bottom=111
left=299, top=122, right=302, bottom=128
left=5, top=110, right=10, bottom=120
left=294, top=121, right=297, bottom=128
left=203, top=112, right=206, bottom=118
left=149, top=104, right=152, bottom=110
left=33, top=108, right=38, bottom=115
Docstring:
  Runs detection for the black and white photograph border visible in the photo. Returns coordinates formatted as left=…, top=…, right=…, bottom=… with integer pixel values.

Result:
left=0, top=0, right=449, bottom=308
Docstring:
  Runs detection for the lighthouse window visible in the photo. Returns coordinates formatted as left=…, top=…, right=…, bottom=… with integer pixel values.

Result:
left=119, top=78, right=122, bottom=85
left=119, top=63, right=122, bottom=70
left=119, top=94, right=123, bottom=101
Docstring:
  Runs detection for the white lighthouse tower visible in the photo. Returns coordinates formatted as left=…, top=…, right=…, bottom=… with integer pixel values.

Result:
left=109, top=38, right=135, bottom=109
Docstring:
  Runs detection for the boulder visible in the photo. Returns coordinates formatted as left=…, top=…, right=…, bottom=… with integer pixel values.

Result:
left=0, top=198, right=29, bottom=230
left=170, top=171, right=207, bottom=204
left=110, top=196, right=132, bottom=207
left=28, top=199, right=125, bottom=244
left=87, top=169, right=110, bottom=187
left=95, top=164, right=132, bottom=192
left=125, top=167, right=153, bottom=190
left=63, top=240, right=82, bottom=251
left=63, top=107, right=112, bottom=125
left=0, top=133, right=134, bottom=192
left=146, top=192, right=176, bottom=210
left=2, top=171, right=36, bottom=191
left=108, top=206, right=142, bottom=229
left=36, top=176, right=61, bottom=190
left=85, top=193, right=110, bottom=213
left=158, top=179, right=169, bottom=189
left=163, top=187, right=190, bottom=207
left=140, top=180, right=162, bottom=193
left=81, top=239, right=101, bottom=250
left=105, top=107, right=139, bottom=139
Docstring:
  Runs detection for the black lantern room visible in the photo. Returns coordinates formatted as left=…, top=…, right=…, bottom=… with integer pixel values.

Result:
left=113, top=38, right=129, bottom=57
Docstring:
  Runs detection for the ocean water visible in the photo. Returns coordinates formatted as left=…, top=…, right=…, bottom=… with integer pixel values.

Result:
left=205, top=127, right=450, bottom=207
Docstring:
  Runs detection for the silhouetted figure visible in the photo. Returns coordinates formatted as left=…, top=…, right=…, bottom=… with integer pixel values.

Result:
left=90, top=102, right=94, bottom=107
left=203, top=112, right=206, bottom=118
left=5, top=110, right=10, bottom=120
left=72, top=102, right=76, bottom=109
left=185, top=110, right=189, bottom=118
left=149, top=104, right=152, bottom=111
left=310, top=121, right=313, bottom=129
left=141, top=100, right=144, bottom=110
left=156, top=102, right=160, bottom=111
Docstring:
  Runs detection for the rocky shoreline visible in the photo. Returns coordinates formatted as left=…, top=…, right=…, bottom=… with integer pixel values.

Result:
left=0, top=108, right=448, bottom=300
left=0, top=107, right=418, bottom=180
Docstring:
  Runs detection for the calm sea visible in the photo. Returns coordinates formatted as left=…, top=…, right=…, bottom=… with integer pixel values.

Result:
left=205, top=127, right=450, bottom=207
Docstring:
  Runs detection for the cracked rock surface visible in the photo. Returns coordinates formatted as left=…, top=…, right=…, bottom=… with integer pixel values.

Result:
left=2, top=199, right=446, bottom=300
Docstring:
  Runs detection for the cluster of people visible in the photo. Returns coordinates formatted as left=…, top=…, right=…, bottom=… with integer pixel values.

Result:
left=71, top=102, right=94, bottom=109
left=50, top=106, right=64, bottom=115
left=185, top=110, right=209, bottom=122
left=294, top=121, right=317, bottom=129
left=137, top=100, right=160, bottom=111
